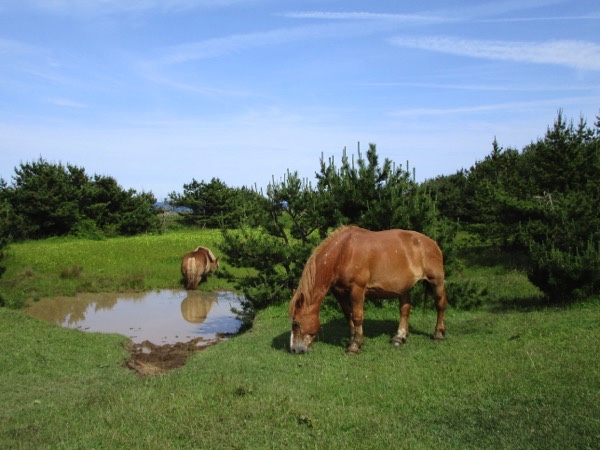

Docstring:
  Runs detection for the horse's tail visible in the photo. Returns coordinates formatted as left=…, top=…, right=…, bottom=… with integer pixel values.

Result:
left=419, top=235, right=446, bottom=304
left=182, top=253, right=204, bottom=290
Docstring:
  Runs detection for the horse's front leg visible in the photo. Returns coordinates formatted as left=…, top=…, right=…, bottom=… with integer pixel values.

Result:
left=345, top=287, right=365, bottom=355
left=391, top=292, right=411, bottom=346
left=335, top=294, right=356, bottom=343
left=346, top=325, right=364, bottom=354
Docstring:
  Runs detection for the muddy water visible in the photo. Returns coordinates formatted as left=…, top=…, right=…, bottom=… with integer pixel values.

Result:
left=26, top=290, right=242, bottom=345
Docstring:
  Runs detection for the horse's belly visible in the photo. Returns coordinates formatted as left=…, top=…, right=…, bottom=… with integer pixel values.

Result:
left=364, top=274, right=421, bottom=299
left=365, top=287, right=401, bottom=299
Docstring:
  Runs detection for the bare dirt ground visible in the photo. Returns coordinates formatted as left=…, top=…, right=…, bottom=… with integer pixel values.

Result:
left=125, top=335, right=229, bottom=376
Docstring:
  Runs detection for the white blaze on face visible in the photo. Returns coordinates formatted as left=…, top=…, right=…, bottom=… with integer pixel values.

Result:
left=290, top=329, right=295, bottom=350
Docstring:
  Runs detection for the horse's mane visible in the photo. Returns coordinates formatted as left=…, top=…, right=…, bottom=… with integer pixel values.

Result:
left=288, top=226, right=352, bottom=317
left=194, top=246, right=217, bottom=261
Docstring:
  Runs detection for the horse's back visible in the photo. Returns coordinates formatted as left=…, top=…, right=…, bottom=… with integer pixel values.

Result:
left=343, top=227, right=441, bottom=257
left=334, top=227, right=444, bottom=291
left=373, top=228, right=443, bottom=272
left=386, top=229, right=442, bottom=259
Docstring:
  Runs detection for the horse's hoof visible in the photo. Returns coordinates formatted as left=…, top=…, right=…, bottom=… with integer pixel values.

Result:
left=346, top=342, right=361, bottom=354
left=432, top=331, right=445, bottom=340
left=391, top=330, right=408, bottom=346
left=390, top=336, right=406, bottom=346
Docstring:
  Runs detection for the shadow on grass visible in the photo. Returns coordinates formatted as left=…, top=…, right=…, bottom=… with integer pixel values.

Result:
left=271, top=317, right=434, bottom=352
left=487, top=294, right=578, bottom=313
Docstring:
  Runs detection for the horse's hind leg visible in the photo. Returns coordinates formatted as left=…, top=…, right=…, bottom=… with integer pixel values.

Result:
left=429, top=279, right=447, bottom=340
left=391, top=292, right=411, bottom=346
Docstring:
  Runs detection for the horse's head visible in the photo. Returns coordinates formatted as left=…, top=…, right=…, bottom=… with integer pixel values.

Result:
left=289, top=293, right=320, bottom=354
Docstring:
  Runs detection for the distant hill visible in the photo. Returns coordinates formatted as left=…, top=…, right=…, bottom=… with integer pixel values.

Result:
left=153, top=202, right=192, bottom=213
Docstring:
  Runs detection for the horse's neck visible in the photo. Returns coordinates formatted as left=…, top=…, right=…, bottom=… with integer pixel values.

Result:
left=306, top=281, right=331, bottom=311
left=318, top=260, right=341, bottom=303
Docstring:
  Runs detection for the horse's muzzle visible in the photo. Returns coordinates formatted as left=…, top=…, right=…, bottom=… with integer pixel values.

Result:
left=289, top=333, right=309, bottom=354
left=290, top=343, right=310, bottom=354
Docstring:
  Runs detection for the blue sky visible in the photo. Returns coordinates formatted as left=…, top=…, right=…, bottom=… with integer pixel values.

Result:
left=1, top=0, right=599, bottom=200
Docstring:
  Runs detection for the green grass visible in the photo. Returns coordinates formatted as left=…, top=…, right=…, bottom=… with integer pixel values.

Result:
left=0, top=230, right=236, bottom=307
left=1, top=299, right=598, bottom=449
left=0, top=231, right=598, bottom=448
left=448, top=241, right=545, bottom=310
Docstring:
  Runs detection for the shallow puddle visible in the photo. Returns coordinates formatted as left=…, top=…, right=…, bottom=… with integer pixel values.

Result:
left=26, top=290, right=243, bottom=345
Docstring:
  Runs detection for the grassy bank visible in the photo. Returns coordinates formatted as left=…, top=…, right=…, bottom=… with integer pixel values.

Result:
left=1, top=299, right=598, bottom=448
left=0, top=230, right=234, bottom=307
left=1, top=231, right=599, bottom=448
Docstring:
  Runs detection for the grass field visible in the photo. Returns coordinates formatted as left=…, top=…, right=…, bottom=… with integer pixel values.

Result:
left=0, top=230, right=598, bottom=449
left=0, top=230, right=230, bottom=307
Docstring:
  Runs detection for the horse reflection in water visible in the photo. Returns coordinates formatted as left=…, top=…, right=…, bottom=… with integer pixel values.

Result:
left=181, top=246, right=219, bottom=290
left=180, top=291, right=217, bottom=324
left=289, top=226, right=448, bottom=354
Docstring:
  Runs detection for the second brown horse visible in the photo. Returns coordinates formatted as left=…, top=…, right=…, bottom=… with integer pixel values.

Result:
left=181, top=246, right=219, bottom=290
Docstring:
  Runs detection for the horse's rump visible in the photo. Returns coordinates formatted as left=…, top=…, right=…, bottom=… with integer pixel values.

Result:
left=181, top=246, right=219, bottom=290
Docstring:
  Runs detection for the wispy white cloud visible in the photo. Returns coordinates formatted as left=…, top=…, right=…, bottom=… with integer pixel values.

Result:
left=156, top=29, right=295, bottom=64
left=155, top=22, right=371, bottom=65
left=362, top=81, right=598, bottom=92
left=139, top=69, right=254, bottom=97
left=1, top=0, right=250, bottom=16
left=390, top=102, right=537, bottom=118
left=388, top=96, right=598, bottom=117
left=282, top=11, right=448, bottom=24
left=478, top=12, right=600, bottom=22
left=154, top=9, right=458, bottom=67
left=281, top=5, right=600, bottom=28
left=390, top=36, right=600, bottom=71
left=0, top=38, right=36, bottom=54
left=45, top=97, right=88, bottom=108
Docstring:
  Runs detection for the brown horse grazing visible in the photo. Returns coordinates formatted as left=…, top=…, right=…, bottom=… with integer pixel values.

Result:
left=181, top=246, right=219, bottom=290
left=289, top=226, right=447, bottom=354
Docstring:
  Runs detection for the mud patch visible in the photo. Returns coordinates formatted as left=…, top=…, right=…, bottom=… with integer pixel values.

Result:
left=125, top=334, right=231, bottom=376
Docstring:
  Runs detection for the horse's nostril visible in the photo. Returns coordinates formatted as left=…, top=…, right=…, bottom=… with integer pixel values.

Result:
left=290, top=345, right=307, bottom=354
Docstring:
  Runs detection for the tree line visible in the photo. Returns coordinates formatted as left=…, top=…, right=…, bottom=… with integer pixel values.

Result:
left=1, top=111, right=598, bottom=316
left=216, top=111, right=598, bottom=320
left=0, top=158, right=160, bottom=240
left=426, top=111, right=599, bottom=302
